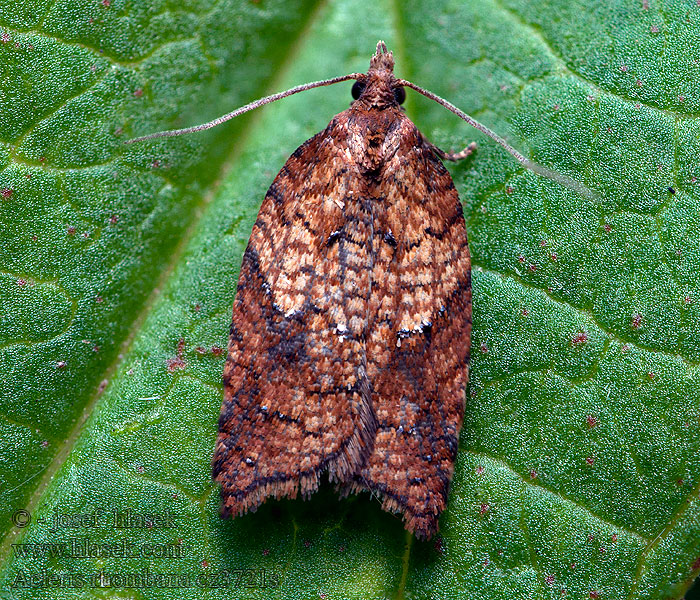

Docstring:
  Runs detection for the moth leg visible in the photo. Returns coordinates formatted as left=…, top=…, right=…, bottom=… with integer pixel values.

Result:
left=426, top=140, right=477, bottom=162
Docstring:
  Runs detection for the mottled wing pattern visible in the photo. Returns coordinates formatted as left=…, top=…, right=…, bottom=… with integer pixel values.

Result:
left=348, top=117, right=471, bottom=540
left=212, top=117, right=377, bottom=517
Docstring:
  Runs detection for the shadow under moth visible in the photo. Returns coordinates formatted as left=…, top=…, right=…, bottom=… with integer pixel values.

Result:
left=128, top=41, right=590, bottom=540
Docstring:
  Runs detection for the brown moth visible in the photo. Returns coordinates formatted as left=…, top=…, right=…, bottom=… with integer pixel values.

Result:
left=128, top=41, right=590, bottom=540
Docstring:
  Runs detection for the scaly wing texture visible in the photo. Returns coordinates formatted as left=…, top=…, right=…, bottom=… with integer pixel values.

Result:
left=213, top=115, right=377, bottom=516
left=350, top=117, right=472, bottom=540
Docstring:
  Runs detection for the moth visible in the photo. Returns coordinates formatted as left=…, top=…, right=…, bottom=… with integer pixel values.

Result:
left=128, top=41, right=586, bottom=540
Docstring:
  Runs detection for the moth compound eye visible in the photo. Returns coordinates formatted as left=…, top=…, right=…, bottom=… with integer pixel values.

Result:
left=393, top=86, right=406, bottom=105
left=351, top=81, right=366, bottom=100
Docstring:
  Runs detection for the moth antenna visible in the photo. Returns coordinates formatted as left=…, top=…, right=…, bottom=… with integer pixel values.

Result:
left=396, top=79, right=599, bottom=201
left=125, top=74, right=362, bottom=144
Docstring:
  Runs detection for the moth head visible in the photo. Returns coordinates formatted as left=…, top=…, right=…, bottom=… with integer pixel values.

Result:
left=351, top=41, right=406, bottom=109
left=369, top=40, right=394, bottom=72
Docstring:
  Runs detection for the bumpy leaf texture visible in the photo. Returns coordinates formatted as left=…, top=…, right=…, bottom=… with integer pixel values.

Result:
left=1, top=0, right=699, bottom=599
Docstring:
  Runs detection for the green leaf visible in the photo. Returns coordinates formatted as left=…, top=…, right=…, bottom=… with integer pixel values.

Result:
left=1, top=0, right=699, bottom=598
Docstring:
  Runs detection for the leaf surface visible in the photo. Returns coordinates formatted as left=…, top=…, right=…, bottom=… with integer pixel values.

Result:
left=1, top=0, right=699, bottom=598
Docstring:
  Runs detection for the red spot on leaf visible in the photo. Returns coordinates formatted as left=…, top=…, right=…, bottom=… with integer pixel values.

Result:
left=691, top=556, right=700, bottom=570
left=679, top=95, right=685, bottom=103
left=167, top=359, right=186, bottom=372
left=434, top=537, right=444, bottom=554
left=642, top=0, right=649, bottom=8
left=167, top=338, right=188, bottom=371
left=1, top=32, right=10, bottom=43
left=262, top=548, right=270, bottom=556
left=587, top=415, right=598, bottom=428
left=677, top=479, right=684, bottom=486
left=528, top=264, right=537, bottom=272
left=685, top=295, right=693, bottom=304
left=101, top=0, right=110, bottom=6
left=603, top=223, right=612, bottom=232
left=545, top=574, right=555, bottom=585
left=587, top=533, right=595, bottom=543
left=1, top=188, right=13, bottom=199
left=650, top=24, right=660, bottom=32
left=109, top=214, right=119, bottom=224
left=134, top=88, right=143, bottom=98
left=136, top=465, right=144, bottom=473
left=572, top=332, right=588, bottom=345
left=476, top=465, right=485, bottom=475
left=550, top=253, right=557, bottom=261
left=95, top=295, right=103, bottom=303
left=480, top=342, right=488, bottom=354
left=56, top=361, right=67, bottom=369
left=479, top=503, right=489, bottom=515
left=553, top=104, right=560, bottom=111
left=201, top=560, right=209, bottom=569
left=194, top=304, right=201, bottom=312
left=41, top=440, right=49, bottom=448
left=518, top=254, right=525, bottom=263
left=620, top=65, right=628, bottom=72
left=621, top=344, right=630, bottom=353
left=211, top=345, right=223, bottom=357
left=506, top=186, right=514, bottom=195
left=195, top=347, right=206, bottom=355
left=539, top=240, right=547, bottom=247
left=589, top=591, right=600, bottom=599
left=586, top=456, right=595, bottom=466
left=599, top=546, right=606, bottom=553
left=631, top=313, right=642, bottom=329
left=152, top=159, right=161, bottom=168
left=611, top=533, right=618, bottom=543
left=529, top=470, right=538, bottom=480
left=304, top=539, right=311, bottom=548
left=636, top=79, right=643, bottom=87
left=67, top=226, right=76, bottom=236
left=17, top=278, right=26, bottom=287
left=522, top=308, right=530, bottom=317
left=483, top=558, right=489, bottom=566
left=647, top=372, right=655, bottom=380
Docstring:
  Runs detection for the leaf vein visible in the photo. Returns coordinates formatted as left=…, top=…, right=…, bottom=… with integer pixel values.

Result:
left=469, top=450, right=650, bottom=543
left=472, top=263, right=700, bottom=367
left=490, top=0, right=700, bottom=120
